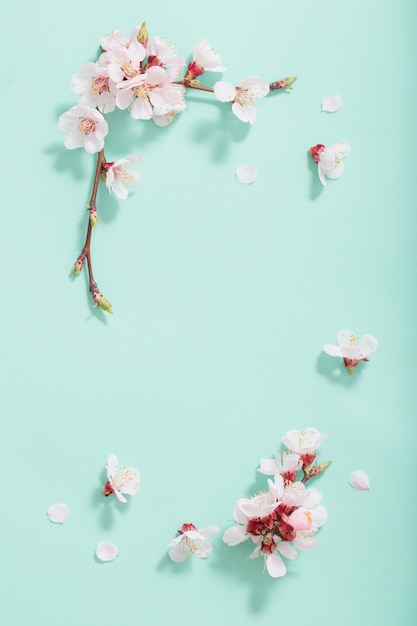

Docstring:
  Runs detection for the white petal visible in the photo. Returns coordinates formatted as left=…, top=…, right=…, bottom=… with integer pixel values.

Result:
left=359, top=334, right=378, bottom=357
left=337, top=329, right=357, bottom=349
left=311, top=505, right=328, bottom=527
left=266, top=552, right=287, bottom=578
left=96, top=541, right=120, bottom=562
left=235, top=164, right=258, bottom=184
left=106, top=454, right=118, bottom=479
left=240, top=76, right=270, bottom=99
left=232, top=101, right=257, bottom=124
left=334, top=140, right=350, bottom=157
left=276, top=541, right=297, bottom=560
left=323, top=343, right=342, bottom=357
left=198, top=525, right=220, bottom=538
left=349, top=470, right=370, bottom=491
left=317, top=163, right=327, bottom=186
left=214, top=81, right=236, bottom=102
left=222, top=525, right=248, bottom=546
left=47, top=503, right=69, bottom=524
left=322, top=93, right=343, bottom=112
left=258, top=458, right=279, bottom=475
left=168, top=537, right=189, bottom=562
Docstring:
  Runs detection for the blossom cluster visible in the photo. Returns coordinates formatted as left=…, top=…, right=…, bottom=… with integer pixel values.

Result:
left=58, top=22, right=297, bottom=313
left=223, top=428, right=330, bottom=577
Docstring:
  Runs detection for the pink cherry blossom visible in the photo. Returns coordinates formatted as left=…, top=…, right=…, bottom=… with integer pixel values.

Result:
left=71, top=61, right=117, bottom=113
left=58, top=104, right=108, bottom=153
left=105, top=154, right=142, bottom=199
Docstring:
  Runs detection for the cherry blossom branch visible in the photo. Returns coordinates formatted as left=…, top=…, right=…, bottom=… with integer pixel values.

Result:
left=60, top=24, right=298, bottom=313
left=73, top=150, right=113, bottom=313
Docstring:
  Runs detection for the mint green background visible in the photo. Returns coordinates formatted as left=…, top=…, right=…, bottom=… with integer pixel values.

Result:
left=1, top=1, right=416, bottom=624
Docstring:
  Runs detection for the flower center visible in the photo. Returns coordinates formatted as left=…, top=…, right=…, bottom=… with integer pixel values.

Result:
left=78, top=117, right=97, bottom=135
left=133, top=83, right=151, bottom=100
left=92, top=76, right=109, bottom=94
left=121, top=62, right=140, bottom=80
left=235, top=88, right=253, bottom=107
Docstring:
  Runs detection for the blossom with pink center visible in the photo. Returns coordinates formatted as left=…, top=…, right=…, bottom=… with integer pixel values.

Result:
left=146, top=36, right=185, bottom=71
left=58, top=104, right=108, bottom=153
left=223, top=474, right=327, bottom=578
left=106, top=41, right=146, bottom=84
left=184, top=39, right=225, bottom=82
left=309, top=140, right=350, bottom=186
left=71, top=61, right=117, bottom=113
left=117, top=65, right=182, bottom=120
left=103, top=453, right=140, bottom=503
left=168, top=522, right=220, bottom=562
left=105, top=154, right=142, bottom=199
left=214, top=76, right=270, bottom=124
left=323, top=329, right=378, bottom=374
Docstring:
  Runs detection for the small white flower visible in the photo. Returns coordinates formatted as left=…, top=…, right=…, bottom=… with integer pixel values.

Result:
left=47, top=503, right=69, bottom=524
left=103, top=453, right=140, bottom=503
left=192, top=39, right=225, bottom=72
left=321, top=93, right=343, bottom=113
left=58, top=104, right=108, bottom=154
left=214, top=76, right=270, bottom=124
left=349, top=470, right=370, bottom=490
left=168, top=523, right=220, bottom=562
left=323, top=329, right=378, bottom=374
left=282, top=428, right=329, bottom=455
left=105, top=154, right=142, bottom=199
left=96, top=541, right=120, bottom=562
left=310, top=141, right=350, bottom=186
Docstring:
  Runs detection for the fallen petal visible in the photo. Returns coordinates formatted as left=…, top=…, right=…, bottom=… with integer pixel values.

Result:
left=236, top=164, right=258, bottom=184
left=322, top=93, right=343, bottom=112
left=47, top=503, right=69, bottom=524
left=349, top=470, right=370, bottom=490
left=96, top=541, right=120, bottom=562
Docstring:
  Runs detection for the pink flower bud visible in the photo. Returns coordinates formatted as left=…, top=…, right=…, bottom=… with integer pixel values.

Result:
left=310, top=144, right=326, bottom=163
left=72, top=252, right=86, bottom=275
left=88, top=204, right=99, bottom=227
left=90, top=281, right=113, bottom=313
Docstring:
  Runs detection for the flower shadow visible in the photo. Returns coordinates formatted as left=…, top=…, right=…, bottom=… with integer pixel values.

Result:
left=208, top=471, right=295, bottom=612
left=316, top=351, right=364, bottom=385
left=91, top=470, right=131, bottom=530
left=189, top=97, right=250, bottom=163
left=307, top=152, right=324, bottom=201
left=156, top=550, right=193, bottom=575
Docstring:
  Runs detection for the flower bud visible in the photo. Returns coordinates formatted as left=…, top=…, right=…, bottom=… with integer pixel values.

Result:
left=184, top=61, right=204, bottom=82
left=137, top=22, right=148, bottom=47
left=88, top=204, right=99, bottom=227
left=310, top=144, right=326, bottom=163
left=305, top=460, right=332, bottom=479
left=270, top=76, right=297, bottom=90
left=90, top=281, right=113, bottom=314
left=72, top=252, right=86, bottom=275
